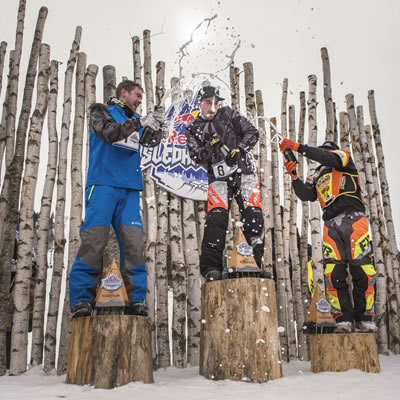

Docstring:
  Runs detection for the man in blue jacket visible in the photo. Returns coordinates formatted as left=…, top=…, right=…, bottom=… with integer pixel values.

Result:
left=69, top=80, right=164, bottom=318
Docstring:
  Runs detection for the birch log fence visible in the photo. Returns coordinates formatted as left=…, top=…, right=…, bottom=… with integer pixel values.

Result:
left=0, top=2, right=399, bottom=377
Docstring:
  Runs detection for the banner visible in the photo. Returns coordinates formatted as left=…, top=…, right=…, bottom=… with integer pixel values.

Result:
left=140, top=94, right=208, bottom=201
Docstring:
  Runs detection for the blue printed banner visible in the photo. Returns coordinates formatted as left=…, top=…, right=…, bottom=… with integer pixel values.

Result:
left=140, top=94, right=208, bottom=201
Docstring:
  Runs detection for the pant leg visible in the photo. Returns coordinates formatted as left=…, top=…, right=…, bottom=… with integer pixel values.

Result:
left=323, top=217, right=354, bottom=322
left=69, top=185, right=117, bottom=308
left=346, top=215, right=376, bottom=322
left=199, top=180, right=231, bottom=277
left=112, top=189, right=146, bottom=304
left=234, top=173, right=265, bottom=268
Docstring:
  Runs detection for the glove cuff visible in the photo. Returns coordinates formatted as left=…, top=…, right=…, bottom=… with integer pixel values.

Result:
left=138, top=116, right=144, bottom=129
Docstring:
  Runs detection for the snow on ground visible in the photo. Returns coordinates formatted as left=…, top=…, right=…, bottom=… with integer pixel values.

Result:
left=1, top=355, right=399, bottom=400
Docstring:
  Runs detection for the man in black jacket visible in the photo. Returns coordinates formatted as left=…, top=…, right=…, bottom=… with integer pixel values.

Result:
left=280, top=138, right=377, bottom=333
left=186, top=86, right=264, bottom=282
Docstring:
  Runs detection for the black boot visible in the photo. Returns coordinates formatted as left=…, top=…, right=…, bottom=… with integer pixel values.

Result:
left=204, top=268, right=222, bottom=282
left=259, top=270, right=273, bottom=279
left=71, top=301, right=93, bottom=318
left=126, top=302, right=148, bottom=316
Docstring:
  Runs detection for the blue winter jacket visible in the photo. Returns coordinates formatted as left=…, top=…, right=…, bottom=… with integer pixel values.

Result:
left=86, top=103, right=144, bottom=190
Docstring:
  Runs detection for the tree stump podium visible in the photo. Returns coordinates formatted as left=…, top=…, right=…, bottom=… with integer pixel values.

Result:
left=310, top=333, right=380, bottom=373
left=66, top=315, right=153, bottom=388
left=200, top=278, right=282, bottom=383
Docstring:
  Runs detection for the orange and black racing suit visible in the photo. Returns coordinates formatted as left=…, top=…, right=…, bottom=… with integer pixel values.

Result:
left=292, top=145, right=376, bottom=323
left=185, top=106, right=264, bottom=277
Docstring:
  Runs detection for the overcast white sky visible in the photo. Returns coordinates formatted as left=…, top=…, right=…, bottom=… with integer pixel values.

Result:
left=1, top=0, right=399, bottom=241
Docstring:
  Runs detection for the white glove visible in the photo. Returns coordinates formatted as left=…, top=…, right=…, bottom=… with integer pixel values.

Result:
left=140, top=113, right=161, bottom=131
left=153, top=108, right=165, bottom=124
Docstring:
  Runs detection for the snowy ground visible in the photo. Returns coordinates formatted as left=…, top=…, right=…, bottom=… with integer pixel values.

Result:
left=1, top=355, right=399, bottom=400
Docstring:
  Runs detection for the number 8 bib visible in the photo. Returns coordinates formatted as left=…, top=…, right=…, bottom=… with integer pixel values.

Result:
left=212, top=160, right=237, bottom=178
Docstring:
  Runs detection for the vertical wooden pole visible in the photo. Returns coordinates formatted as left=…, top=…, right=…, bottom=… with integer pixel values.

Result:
left=307, top=74, right=324, bottom=289
left=155, top=60, right=170, bottom=368
left=44, top=25, right=81, bottom=374
left=256, top=89, right=274, bottom=276
left=321, top=47, right=335, bottom=142
left=57, top=51, right=87, bottom=374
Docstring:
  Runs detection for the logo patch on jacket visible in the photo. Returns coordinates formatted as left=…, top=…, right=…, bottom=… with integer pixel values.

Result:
left=330, top=150, right=349, bottom=167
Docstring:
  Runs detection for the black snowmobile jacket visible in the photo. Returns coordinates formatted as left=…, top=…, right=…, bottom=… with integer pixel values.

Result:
left=185, top=106, right=259, bottom=183
left=292, top=144, right=365, bottom=221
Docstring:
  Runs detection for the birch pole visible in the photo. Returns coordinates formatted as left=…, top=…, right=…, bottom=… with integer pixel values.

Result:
left=57, top=52, right=86, bottom=375
left=0, top=7, right=47, bottom=375
left=4, top=0, right=26, bottom=169
left=180, top=85, right=201, bottom=367
left=306, top=74, right=324, bottom=289
left=9, top=43, right=50, bottom=375
left=0, top=1, right=26, bottom=224
left=0, top=41, right=7, bottom=97
left=243, top=62, right=258, bottom=170
left=102, top=65, right=116, bottom=102
left=229, top=62, right=240, bottom=111
left=2, top=50, right=17, bottom=174
left=155, top=60, right=170, bottom=368
left=0, top=41, right=7, bottom=170
left=297, top=91, right=310, bottom=320
left=321, top=47, right=335, bottom=142
left=169, top=191, right=187, bottom=368
left=183, top=197, right=201, bottom=366
left=132, top=36, right=142, bottom=85
left=0, top=51, right=15, bottom=229
left=280, top=79, right=296, bottom=360
left=356, top=107, right=389, bottom=354
left=339, top=112, right=351, bottom=153
left=31, top=59, right=59, bottom=366
left=142, top=29, right=158, bottom=367
left=0, top=49, right=9, bottom=182
left=84, top=64, right=99, bottom=178
left=345, top=94, right=366, bottom=191
left=196, top=200, right=207, bottom=248
left=44, top=26, right=81, bottom=374
left=288, top=104, right=308, bottom=361
left=368, top=90, right=400, bottom=315
left=243, top=63, right=256, bottom=121
left=170, top=77, right=187, bottom=368
left=364, top=124, right=399, bottom=354
left=256, top=90, right=273, bottom=276
left=270, top=117, right=288, bottom=361
left=132, top=35, right=142, bottom=115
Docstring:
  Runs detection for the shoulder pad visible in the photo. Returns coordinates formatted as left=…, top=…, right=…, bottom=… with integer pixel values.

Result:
left=90, top=103, right=108, bottom=112
left=330, top=149, right=350, bottom=167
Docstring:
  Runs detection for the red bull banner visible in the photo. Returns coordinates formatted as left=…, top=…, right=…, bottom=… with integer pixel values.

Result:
left=140, top=93, right=208, bottom=201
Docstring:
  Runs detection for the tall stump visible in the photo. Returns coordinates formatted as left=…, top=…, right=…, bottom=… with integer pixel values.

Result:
left=200, top=278, right=282, bottom=383
left=310, top=333, right=380, bottom=373
left=66, top=315, right=153, bottom=388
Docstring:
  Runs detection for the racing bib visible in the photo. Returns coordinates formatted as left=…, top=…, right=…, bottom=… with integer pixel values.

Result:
left=212, top=160, right=237, bottom=179
left=112, top=131, right=140, bottom=152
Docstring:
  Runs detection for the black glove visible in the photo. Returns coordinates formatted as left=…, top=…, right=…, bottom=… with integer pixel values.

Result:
left=226, top=148, right=241, bottom=167
left=209, top=133, right=221, bottom=147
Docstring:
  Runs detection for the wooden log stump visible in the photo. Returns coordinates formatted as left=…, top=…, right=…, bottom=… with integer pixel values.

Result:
left=200, top=278, right=282, bottom=383
left=310, top=333, right=380, bottom=373
left=66, top=315, right=153, bottom=388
